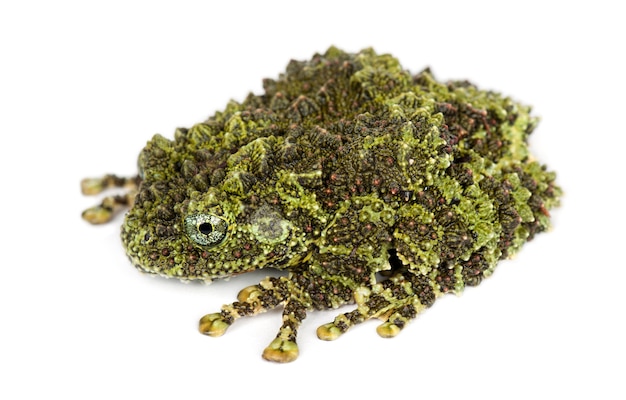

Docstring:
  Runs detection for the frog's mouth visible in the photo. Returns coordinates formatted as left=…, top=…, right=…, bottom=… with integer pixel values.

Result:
left=120, top=191, right=311, bottom=282
left=127, top=253, right=158, bottom=276
left=120, top=221, right=299, bottom=283
left=119, top=209, right=182, bottom=279
left=120, top=224, right=160, bottom=276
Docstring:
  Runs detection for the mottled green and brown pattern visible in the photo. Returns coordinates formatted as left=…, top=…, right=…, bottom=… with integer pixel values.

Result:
left=82, top=47, right=561, bottom=362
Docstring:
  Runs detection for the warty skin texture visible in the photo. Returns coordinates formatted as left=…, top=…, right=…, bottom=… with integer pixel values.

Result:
left=82, top=47, right=561, bottom=362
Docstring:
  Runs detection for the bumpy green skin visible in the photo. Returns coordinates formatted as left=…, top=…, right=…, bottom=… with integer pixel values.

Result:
left=86, top=47, right=561, bottom=362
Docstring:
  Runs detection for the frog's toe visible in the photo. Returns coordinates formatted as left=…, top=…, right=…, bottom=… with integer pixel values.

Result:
left=237, top=284, right=262, bottom=302
left=376, top=304, right=420, bottom=337
left=81, top=193, right=136, bottom=224
left=199, top=313, right=231, bottom=337
left=80, top=174, right=139, bottom=195
left=81, top=174, right=139, bottom=224
left=82, top=205, right=114, bottom=224
left=81, top=177, right=107, bottom=195
left=317, top=310, right=363, bottom=340
left=316, top=322, right=343, bottom=341
left=262, top=338, right=299, bottom=363
left=376, top=321, right=403, bottom=338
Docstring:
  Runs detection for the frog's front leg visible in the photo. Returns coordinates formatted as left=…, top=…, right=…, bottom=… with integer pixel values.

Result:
left=199, top=276, right=288, bottom=337
left=200, top=271, right=354, bottom=363
left=81, top=174, right=140, bottom=224
left=199, top=276, right=305, bottom=362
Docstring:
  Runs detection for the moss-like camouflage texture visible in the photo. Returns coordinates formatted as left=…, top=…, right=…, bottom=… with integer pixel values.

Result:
left=82, top=47, right=561, bottom=362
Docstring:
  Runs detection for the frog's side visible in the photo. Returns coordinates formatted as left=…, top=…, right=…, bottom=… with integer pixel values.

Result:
left=82, top=47, right=561, bottom=362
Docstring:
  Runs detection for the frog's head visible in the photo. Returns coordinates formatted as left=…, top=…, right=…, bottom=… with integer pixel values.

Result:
left=121, top=134, right=306, bottom=282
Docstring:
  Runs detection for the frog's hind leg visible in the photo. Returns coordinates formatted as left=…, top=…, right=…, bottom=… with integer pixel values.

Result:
left=317, top=271, right=437, bottom=340
left=81, top=174, right=140, bottom=224
left=199, top=276, right=305, bottom=363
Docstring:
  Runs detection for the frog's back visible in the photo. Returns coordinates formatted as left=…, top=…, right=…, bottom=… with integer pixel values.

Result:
left=151, top=47, right=559, bottom=287
left=257, top=51, right=560, bottom=293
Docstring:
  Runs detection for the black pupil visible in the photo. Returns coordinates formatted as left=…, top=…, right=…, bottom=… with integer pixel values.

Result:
left=198, top=222, right=213, bottom=235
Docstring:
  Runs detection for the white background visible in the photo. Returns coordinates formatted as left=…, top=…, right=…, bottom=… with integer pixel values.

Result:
left=1, top=1, right=624, bottom=398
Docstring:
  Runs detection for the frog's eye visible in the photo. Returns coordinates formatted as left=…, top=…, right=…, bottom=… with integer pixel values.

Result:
left=184, top=214, right=229, bottom=247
